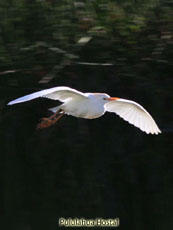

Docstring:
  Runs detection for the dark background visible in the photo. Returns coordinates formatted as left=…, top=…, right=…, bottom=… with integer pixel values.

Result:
left=0, top=0, right=172, bottom=229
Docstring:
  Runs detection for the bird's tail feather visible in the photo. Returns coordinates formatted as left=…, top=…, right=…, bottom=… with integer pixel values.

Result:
left=48, top=106, right=61, bottom=113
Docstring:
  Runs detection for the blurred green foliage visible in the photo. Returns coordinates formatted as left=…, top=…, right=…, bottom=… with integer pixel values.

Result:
left=0, top=0, right=172, bottom=69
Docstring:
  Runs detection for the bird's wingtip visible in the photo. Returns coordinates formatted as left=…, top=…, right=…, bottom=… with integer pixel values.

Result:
left=158, top=129, right=162, bottom=134
left=151, top=128, right=162, bottom=135
left=7, top=99, right=22, bottom=105
left=7, top=99, right=18, bottom=105
left=7, top=100, right=18, bottom=105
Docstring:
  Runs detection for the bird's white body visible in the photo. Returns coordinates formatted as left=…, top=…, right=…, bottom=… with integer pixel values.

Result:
left=8, top=86, right=161, bottom=134
left=57, top=93, right=109, bottom=119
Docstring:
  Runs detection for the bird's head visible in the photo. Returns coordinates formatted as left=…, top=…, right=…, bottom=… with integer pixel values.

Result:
left=87, top=93, right=120, bottom=104
left=94, top=93, right=120, bottom=101
left=92, top=93, right=110, bottom=101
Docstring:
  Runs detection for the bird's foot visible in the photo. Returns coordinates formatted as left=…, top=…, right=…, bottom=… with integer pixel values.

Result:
left=37, top=118, right=54, bottom=129
left=37, top=111, right=64, bottom=129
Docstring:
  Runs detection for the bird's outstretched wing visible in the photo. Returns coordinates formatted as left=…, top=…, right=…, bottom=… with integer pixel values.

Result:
left=105, top=98, right=161, bottom=134
left=8, top=86, right=87, bottom=105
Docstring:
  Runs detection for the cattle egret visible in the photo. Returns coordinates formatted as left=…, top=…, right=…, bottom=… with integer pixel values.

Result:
left=8, top=86, right=161, bottom=134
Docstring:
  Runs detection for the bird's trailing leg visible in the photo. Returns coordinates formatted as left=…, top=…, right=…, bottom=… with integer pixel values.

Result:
left=37, top=109, right=64, bottom=129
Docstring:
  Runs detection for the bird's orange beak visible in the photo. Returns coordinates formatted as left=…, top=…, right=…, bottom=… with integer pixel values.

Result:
left=105, top=97, right=120, bottom=101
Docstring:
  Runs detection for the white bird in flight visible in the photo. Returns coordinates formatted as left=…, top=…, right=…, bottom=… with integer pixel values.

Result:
left=8, top=86, right=161, bottom=134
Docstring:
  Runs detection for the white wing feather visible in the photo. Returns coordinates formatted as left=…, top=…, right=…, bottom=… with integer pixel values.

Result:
left=105, top=99, right=161, bottom=135
left=7, top=86, right=87, bottom=105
